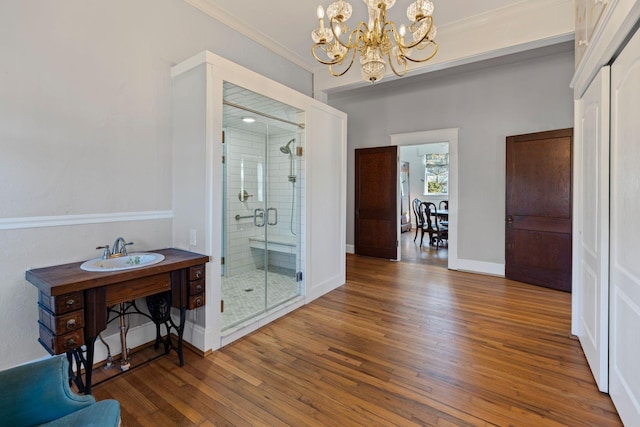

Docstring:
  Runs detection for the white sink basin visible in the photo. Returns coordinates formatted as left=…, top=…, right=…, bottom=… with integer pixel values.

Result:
left=80, top=253, right=165, bottom=272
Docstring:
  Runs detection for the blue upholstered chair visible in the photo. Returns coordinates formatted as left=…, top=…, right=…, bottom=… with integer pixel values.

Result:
left=0, top=355, right=120, bottom=426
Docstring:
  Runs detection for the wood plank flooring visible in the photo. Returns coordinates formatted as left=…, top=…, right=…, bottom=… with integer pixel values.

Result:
left=93, top=254, right=621, bottom=426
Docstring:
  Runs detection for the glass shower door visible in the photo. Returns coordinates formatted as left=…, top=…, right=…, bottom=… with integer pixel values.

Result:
left=221, top=82, right=303, bottom=331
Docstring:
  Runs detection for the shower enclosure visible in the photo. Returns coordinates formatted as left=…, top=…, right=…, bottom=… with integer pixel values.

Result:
left=221, top=82, right=304, bottom=331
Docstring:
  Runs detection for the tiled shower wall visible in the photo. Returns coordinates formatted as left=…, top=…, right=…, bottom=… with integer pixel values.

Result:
left=224, top=127, right=304, bottom=278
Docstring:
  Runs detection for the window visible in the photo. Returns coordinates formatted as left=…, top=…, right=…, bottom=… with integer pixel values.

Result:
left=424, top=153, right=449, bottom=195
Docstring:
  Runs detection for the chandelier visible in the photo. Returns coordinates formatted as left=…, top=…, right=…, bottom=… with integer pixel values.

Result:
left=311, top=0, right=438, bottom=83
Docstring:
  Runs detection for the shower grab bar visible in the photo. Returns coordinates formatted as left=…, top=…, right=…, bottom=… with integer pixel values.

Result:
left=235, top=212, right=263, bottom=221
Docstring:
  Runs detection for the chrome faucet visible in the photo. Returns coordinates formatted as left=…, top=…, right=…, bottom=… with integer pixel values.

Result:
left=96, top=237, right=134, bottom=259
left=111, top=237, right=133, bottom=257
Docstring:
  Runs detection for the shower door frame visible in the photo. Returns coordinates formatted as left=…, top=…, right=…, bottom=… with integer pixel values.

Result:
left=221, top=98, right=304, bottom=332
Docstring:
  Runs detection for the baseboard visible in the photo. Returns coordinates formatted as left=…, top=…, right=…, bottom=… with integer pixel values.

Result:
left=181, top=316, right=207, bottom=353
left=345, top=244, right=355, bottom=254
left=456, top=258, right=505, bottom=277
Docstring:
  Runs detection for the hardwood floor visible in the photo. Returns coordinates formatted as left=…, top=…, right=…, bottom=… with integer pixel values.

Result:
left=93, top=254, right=621, bottom=426
left=401, top=228, right=448, bottom=267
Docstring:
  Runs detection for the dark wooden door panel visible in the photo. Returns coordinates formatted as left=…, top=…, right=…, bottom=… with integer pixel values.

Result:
left=355, top=146, right=397, bottom=259
left=506, top=229, right=572, bottom=289
left=505, top=128, right=573, bottom=292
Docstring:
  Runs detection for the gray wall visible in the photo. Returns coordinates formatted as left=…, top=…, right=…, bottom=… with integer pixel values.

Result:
left=0, top=0, right=310, bottom=369
left=329, top=50, right=574, bottom=267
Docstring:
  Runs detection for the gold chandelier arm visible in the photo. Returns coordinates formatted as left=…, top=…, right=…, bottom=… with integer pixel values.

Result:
left=330, top=18, right=368, bottom=50
left=388, top=51, right=409, bottom=77
left=403, top=42, right=438, bottom=63
left=311, top=44, right=345, bottom=66
left=328, top=48, right=358, bottom=76
left=401, top=16, right=435, bottom=50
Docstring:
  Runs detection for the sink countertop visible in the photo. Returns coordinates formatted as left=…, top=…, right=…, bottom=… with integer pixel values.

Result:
left=26, top=248, right=210, bottom=296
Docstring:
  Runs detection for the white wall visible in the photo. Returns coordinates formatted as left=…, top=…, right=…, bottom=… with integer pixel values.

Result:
left=330, top=49, right=575, bottom=268
left=0, top=0, right=311, bottom=369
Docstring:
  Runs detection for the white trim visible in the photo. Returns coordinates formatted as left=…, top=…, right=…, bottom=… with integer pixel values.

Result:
left=571, top=0, right=640, bottom=98
left=345, top=244, right=355, bottom=254
left=457, top=259, right=505, bottom=277
left=0, top=210, right=173, bottom=230
left=391, top=128, right=459, bottom=270
left=182, top=0, right=314, bottom=72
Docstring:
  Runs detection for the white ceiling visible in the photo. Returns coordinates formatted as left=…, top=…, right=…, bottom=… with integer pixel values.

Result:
left=186, top=0, right=522, bottom=72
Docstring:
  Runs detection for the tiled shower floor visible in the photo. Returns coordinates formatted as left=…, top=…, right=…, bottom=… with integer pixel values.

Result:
left=222, top=268, right=300, bottom=330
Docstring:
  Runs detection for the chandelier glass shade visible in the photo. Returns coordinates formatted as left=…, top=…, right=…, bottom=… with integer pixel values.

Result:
left=311, top=0, right=438, bottom=83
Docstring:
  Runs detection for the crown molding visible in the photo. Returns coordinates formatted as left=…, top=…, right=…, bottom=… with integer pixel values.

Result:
left=183, top=0, right=314, bottom=72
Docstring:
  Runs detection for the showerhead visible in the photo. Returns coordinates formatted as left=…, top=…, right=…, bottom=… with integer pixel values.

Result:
left=280, top=138, right=295, bottom=155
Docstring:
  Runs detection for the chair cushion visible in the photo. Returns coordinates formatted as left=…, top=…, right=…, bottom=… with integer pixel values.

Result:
left=38, top=400, right=120, bottom=427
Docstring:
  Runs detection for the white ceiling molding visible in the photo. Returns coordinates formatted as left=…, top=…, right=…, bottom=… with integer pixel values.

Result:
left=183, top=0, right=574, bottom=96
left=183, top=0, right=315, bottom=72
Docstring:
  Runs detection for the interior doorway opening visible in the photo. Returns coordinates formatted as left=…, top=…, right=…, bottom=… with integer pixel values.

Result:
left=400, top=143, right=450, bottom=267
left=390, top=128, right=459, bottom=270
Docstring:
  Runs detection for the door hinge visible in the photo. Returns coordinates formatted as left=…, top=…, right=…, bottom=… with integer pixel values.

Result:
left=221, top=300, right=224, bottom=313
left=296, top=271, right=303, bottom=282
left=221, top=257, right=225, bottom=265
left=222, top=130, right=225, bottom=144
left=396, top=240, right=399, bottom=247
left=222, top=155, right=225, bottom=164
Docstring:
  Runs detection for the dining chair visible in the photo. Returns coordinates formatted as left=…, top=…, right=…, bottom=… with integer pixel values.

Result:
left=438, top=200, right=449, bottom=227
left=421, top=202, right=448, bottom=249
left=412, top=198, right=423, bottom=242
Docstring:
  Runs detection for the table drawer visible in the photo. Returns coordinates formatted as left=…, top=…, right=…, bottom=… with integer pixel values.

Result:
left=38, top=304, right=84, bottom=334
left=38, top=291, right=83, bottom=315
left=188, top=294, right=205, bottom=310
left=189, top=264, right=205, bottom=281
left=189, top=279, right=205, bottom=296
left=38, top=326, right=84, bottom=355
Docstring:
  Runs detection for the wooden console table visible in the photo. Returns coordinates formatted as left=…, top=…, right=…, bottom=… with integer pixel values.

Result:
left=25, top=248, right=209, bottom=394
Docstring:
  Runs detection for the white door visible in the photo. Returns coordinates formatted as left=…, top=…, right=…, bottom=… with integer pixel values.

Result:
left=609, top=26, right=640, bottom=426
left=573, top=66, right=610, bottom=392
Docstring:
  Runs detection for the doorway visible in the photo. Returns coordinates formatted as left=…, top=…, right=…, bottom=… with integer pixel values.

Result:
left=390, top=128, right=459, bottom=270
left=399, top=143, right=450, bottom=267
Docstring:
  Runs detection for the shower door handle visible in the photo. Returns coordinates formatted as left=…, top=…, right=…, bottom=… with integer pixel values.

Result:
left=267, top=208, right=278, bottom=225
left=254, top=209, right=265, bottom=227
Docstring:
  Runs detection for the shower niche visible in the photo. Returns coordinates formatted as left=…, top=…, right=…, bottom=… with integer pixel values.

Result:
left=171, top=51, right=347, bottom=352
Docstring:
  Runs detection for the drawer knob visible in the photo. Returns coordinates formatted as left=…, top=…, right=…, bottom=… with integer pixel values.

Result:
left=65, top=299, right=76, bottom=307
left=66, top=319, right=76, bottom=329
left=195, top=271, right=202, bottom=279
left=196, top=284, right=203, bottom=293
left=65, top=338, right=76, bottom=348
left=195, top=298, right=203, bottom=307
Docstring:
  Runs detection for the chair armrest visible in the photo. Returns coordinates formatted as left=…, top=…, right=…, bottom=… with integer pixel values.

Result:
left=0, top=355, right=95, bottom=426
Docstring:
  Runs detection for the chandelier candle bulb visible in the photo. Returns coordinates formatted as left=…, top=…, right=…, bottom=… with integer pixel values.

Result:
left=317, top=5, right=325, bottom=28
left=311, top=0, right=438, bottom=83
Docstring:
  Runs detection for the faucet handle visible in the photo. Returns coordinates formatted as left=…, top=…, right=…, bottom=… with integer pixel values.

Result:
left=96, top=245, right=110, bottom=260
left=123, top=241, right=134, bottom=255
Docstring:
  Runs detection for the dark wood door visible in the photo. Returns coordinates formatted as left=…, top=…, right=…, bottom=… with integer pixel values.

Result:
left=355, top=146, right=398, bottom=259
left=505, top=128, right=572, bottom=292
